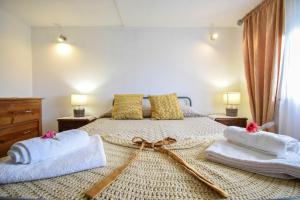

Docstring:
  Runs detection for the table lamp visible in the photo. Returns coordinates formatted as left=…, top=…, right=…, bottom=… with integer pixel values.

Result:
left=71, top=94, right=87, bottom=117
left=223, top=92, right=240, bottom=117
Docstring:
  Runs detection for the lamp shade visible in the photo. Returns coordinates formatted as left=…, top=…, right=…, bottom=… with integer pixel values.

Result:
left=223, top=92, right=241, bottom=105
left=71, top=94, right=87, bottom=106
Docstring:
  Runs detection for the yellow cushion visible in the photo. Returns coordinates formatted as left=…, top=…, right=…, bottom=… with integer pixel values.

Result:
left=149, top=93, right=184, bottom=120
left=112, top=94, right=144, bottom=120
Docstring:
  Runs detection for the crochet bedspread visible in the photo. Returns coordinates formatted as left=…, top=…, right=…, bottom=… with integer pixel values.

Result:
left=1, top=117, right=300, bottom=200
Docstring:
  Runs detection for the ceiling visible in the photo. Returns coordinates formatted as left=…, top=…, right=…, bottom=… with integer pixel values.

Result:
left=0, top=0, right=262, bottom=27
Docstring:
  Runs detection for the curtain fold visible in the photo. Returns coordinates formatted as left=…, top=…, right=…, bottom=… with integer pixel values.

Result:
left=243, top=0, right=284, bottom=126
left=277, top=0, right=300, bottom=139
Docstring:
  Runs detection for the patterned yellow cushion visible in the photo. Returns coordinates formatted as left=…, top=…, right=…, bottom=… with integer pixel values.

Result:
left=149, top=93, right=184, bottom=120
left=112, top=94, right=144, bottom=120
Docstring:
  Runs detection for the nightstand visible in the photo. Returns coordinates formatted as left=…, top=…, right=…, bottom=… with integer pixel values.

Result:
left=57, top=116, right=96, bottom=132
left=208, top=114, right=248, bottom=128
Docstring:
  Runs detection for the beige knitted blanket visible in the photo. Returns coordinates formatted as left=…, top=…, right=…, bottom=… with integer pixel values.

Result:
left=1, top=117, right=300, bottom=200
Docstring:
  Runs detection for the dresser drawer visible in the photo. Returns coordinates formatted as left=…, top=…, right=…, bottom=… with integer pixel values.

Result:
left=0, top=121, right=39, bottom=157
left=0, top=101, right=41, bottom=127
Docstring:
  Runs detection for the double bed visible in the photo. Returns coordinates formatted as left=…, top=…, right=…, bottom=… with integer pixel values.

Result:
left=1, top=98, right=300, bottom=200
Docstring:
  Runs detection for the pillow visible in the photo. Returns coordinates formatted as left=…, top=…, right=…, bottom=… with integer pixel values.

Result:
left=142, top=106, right=152, bottom=118
left=99, top=98, right=204, bottom=118
left=99, top=108, right=113, bottom=118
left=142, top=105, right=203, bottom=118
left=180, top=105, right=204, bottom=117
left=100, top=106, right=204, bottom=118
left=149, top=93, right=184, bottom=120
left=112, top=94, right=143, bottom=120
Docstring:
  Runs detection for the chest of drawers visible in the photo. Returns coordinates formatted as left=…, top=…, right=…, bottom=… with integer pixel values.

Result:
left=0, top=98, right=42, bottom=157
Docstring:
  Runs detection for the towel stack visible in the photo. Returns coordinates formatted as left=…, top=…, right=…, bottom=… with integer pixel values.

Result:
left=0, top=129, right=106, bottom=184
left=205, top=126, right=300, bottom=179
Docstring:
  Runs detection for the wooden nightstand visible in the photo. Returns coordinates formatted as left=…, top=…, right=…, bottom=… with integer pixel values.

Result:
left=208, top=114, right=248, bottom=128
left=57, top=116, right=96, bottom=132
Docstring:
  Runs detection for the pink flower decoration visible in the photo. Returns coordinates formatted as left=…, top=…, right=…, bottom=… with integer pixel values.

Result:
left=246, top=122, right=259, bottom=133
left=42, top=130, right=57, bottom=139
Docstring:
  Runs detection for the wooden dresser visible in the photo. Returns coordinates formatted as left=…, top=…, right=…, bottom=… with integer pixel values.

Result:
left=0, top=98, right=43, bottom=157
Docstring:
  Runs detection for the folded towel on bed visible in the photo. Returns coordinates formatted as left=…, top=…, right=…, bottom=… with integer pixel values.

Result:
left=224, top=126, right=299, bottom=158
left=205, top=139, right=300, bottom=179
left=0, top=135, right=106, bottom=184
left=8, top=129, right=90, bottom=164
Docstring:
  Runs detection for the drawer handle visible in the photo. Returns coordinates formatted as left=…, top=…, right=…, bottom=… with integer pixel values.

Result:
left=24, top=110, right=33, bottom=113
left=10, top=112, right=15, bottom=124
left=23, top=130, right=31, bottom=135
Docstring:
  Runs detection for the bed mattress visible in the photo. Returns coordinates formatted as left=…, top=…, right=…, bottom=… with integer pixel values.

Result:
left=1, top=117, right=300, bottom=200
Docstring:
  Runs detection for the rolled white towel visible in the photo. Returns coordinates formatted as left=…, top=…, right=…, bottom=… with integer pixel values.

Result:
left=224, top=126, right=299, bottom=158
left=0, top=135, right=106, bottom=184
left=8, top=129, right=90, bottom=164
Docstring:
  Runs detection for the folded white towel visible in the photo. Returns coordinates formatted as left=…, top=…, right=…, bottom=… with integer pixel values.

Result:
left=8, top=129, right=90, bottom=164
left=0, top=135, right=106, bottom=184
left=224, top=126, right=299, bottom=158
left=205, top=140, right=300, bottom=179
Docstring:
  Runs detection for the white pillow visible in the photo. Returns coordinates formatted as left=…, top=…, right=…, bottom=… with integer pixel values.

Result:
left=180, top=105, right=205, bottom=118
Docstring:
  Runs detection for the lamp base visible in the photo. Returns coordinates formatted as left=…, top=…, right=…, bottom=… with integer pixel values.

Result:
left=73, top=108, right=85, bottom=117
left=226, top=108, right=238, bottom=117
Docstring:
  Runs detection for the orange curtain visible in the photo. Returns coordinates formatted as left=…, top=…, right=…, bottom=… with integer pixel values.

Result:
left=243, top=0, right=284, bottom=126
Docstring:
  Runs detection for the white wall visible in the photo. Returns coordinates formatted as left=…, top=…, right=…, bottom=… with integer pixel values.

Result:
left=32, top=27, right=248, bottom=131
left=0, top=9, right=32, bottom=96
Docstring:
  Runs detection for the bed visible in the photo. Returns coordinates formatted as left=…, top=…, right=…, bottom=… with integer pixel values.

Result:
left=1, top=97, right=300, bottom=200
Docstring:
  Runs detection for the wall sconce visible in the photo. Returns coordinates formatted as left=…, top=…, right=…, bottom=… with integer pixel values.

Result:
left=55, top=33, right=72, bottom=56
left=54, top=23, right=72, bottom=56
left=57, top=34, right=67, bottom=43
left=209, top=23, right=219, bottom=41
left=54, top=23, right=68, bottom=43
left=209, top=32, right=219, bottom=41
